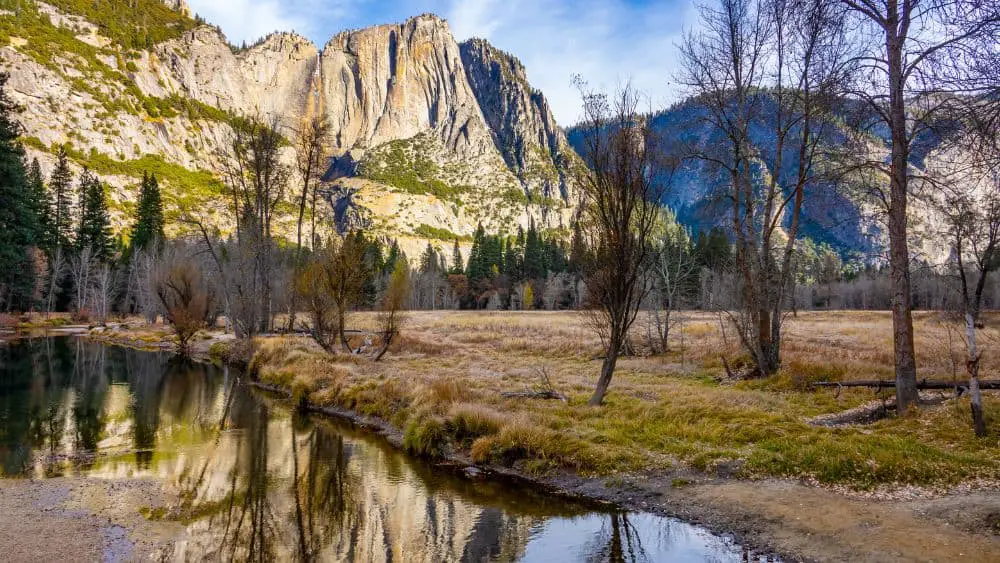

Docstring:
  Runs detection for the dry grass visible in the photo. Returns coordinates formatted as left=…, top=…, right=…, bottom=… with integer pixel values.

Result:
left=248, top=310, right=1000, bottom=487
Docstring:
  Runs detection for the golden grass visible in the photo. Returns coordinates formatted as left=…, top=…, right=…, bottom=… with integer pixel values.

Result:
left=247, top=310, right=1000, bottom=487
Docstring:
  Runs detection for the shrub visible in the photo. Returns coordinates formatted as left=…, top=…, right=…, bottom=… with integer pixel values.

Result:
left=403, top=415, right=449, bottom=458
left=446, top=404, right=504, bottom=446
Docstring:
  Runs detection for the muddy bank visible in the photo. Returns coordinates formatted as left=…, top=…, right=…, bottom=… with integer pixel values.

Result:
left=0, top=478, right=182, bottom=563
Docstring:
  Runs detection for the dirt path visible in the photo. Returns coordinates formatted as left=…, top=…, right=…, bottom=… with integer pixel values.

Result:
left=0, top=478, right=182, bottom=562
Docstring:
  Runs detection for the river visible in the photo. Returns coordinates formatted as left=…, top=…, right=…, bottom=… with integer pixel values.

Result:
left=0, top=336, right=762, bottom=562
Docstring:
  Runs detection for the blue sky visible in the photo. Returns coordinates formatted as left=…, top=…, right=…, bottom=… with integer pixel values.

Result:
left=184, top=0, right=694, bottom=125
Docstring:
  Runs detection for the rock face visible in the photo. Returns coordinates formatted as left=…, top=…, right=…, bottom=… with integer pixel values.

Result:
left=460, top=38, right=580, bottom=203
left=2, top=3, right=578, bottom=255
left=320, top=15, right=491, bottom=158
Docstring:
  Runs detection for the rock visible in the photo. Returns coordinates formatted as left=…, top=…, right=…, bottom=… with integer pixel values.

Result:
left=3, top=8, right=579, bottom=247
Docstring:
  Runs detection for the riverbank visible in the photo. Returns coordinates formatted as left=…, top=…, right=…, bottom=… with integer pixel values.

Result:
left=75, top=310, right=1000, bottom=561
left=0, top=477, right=182, bottom=562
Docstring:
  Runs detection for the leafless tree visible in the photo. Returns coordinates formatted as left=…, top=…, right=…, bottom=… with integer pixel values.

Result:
left=678, top=0, right=848, bottom=375
left=295, top=236, right=368, bottom=353
left=89, top=263, right=113, bottom=325
left=289, top=116, right=330, bottom=330
left=216, top=114, right=290, bottom=335
left=647, top=210, right=699, bottom=354
left=932, top=125, right=1000, bottom=436
left=44, top=246, right=67, bottom=316
left=70, top=245, right=96, bottom=318
left=153, top=251, right=212, bottom=355
left=373, top=259, right=410, bottom=361
left=835, top=0, right=1000, bottom=411
left=574, top=81, right=672, bottom=406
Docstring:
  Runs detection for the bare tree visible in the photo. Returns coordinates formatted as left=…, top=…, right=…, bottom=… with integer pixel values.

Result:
left=934, top=123, right=1000, bottom=436
left=216, top=114, right=290, bottom=335
left=679, top=0, right=848, bottom=375
left=153, top=253, right=211, bottom=355
left=89, top=263, right=113, bottom=325
left=574, top=81, right=672, bottom=406
left=647, top=210, right=699, bottom=354
left=373, top=258, right=410, bottom=361
left=44, top=246, right=66, bottom=316
left=294, top=236, right=368, bottom=353
left=289, top=117, right=330, bottom=331
left=71, top=245, right=96, bottom=318
left=836, top=0, right=1000, bottom=411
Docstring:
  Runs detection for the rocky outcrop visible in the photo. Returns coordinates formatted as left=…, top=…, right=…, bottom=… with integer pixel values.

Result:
left=459, top=38, right=580, bottom=203
left=320, top=15, right=493, bottom=158
left=3, top=4, right=578, bottom=253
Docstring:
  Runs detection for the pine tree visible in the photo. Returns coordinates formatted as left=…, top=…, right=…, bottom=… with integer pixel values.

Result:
left=467, top=223, right=488, bottom=281
left=0, top=72, right=35, bottom=310
left=131, top=171, right=164, bottom=252
left=76, top=169, right=113, bottom=262
left=503, top=236, right=520, bottom=281
left=420, top=242, right=438, bottom=274
left=523, top=220, right=544, bottom=280
left=450, top=239, right=463, bottom=274
left=26, top=157, right=53, bottom=253
left=49, top=146, right=74, bottom=249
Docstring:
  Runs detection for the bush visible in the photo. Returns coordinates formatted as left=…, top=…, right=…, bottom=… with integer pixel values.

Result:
left=446, top=403, right=503, bottom=446
left=403, top=415, right=449, bottom=458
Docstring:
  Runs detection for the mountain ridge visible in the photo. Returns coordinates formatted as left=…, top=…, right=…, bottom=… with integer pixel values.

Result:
left=1, top=1, right=578, bottom=258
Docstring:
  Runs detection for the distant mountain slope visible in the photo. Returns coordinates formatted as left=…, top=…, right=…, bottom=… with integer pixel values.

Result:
left=0, top=1, right=579, bottom=257
left=567, top=95, right=967, bottom=263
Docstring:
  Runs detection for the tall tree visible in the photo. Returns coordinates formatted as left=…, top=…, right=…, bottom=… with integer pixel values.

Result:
left=450, top=239, right=463, bottom=275
left=0, top=72, right=35, bottom=311
left=26, top=157, right=52, bottom=254
left=837, top=0, right=1000, bottom=411
left=76, top=169, right=113, bottom=262
left=49, top=146, right=74, bottom=250
left=131, top=171, right=164, bottom=252
left=523, top=220, right=544, bottom=280
left=574, top=81, right=672, bottom=406
left=679, top=0, right=847, bottom=375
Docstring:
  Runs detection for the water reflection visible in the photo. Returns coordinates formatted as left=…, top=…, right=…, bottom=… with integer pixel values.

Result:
left=0, top=337, right=759, bottom=562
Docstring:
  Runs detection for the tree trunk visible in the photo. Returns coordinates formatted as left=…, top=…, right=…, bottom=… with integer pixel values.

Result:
left=966, top=312, right=987, bottom=437
left=886, top=30, right=920, bottom=413
left=589, top=337, right=621, bottom=406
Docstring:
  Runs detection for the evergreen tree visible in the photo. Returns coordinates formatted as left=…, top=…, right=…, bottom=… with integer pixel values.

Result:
left=569, top=220, right=589, bottom=274
left=420, top=242, right=439, bottom=274
left=483, top=234, right=502, bottom=276
left=384, top=238, right=402, bottom=276
left=523, top=220, right=544, bottom=280
left=49, top=146, right=74, bottom=249
left=0, top=72, right=35, bottom=310
left=76, top=169, right=113, bottom=261
left=450, top=239, right=463, bottom=275
left=503, top=236, right=521, bottom=281
left=467, top=223, right=488, bottom=281
left=26, top=157, right=52, bottom=253
left=131, top=171, right=164, bottom=252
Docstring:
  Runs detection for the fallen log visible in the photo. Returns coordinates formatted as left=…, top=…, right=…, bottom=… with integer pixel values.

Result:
left=813, top=379, right=1000, bottom=390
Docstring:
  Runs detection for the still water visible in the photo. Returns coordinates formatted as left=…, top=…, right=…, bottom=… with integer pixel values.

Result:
left=0, top=337, right=757, bottom=562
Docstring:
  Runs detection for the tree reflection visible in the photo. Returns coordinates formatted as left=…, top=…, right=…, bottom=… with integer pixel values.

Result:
left=583, top=513, right=649, bottom=563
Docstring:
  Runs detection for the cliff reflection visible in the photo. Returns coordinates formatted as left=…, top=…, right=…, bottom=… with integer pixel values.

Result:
left=1, top=337, right=750, bottom=562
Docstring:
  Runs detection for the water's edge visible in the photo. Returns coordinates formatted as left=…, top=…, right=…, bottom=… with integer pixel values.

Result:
left=74, top=331, right=785, bottom=560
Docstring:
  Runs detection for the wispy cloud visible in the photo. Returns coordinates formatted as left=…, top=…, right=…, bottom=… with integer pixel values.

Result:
left=185, top=0, right=693, bottom=124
